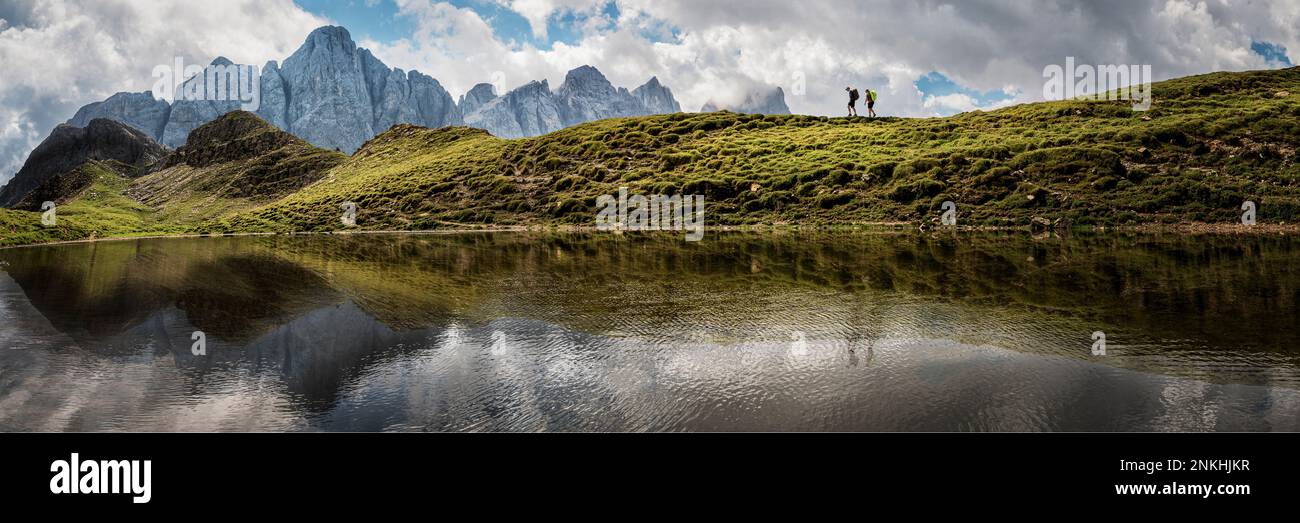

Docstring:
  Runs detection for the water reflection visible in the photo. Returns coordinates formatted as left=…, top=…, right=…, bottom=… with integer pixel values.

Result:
left=1, top=231, right=1298, bottom=431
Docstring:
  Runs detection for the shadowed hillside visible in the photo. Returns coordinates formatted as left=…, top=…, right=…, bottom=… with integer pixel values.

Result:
left=129, top=111, right=347, bottom=225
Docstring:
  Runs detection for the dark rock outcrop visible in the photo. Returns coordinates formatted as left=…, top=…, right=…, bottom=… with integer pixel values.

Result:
left=160, top=111, right=303, bottom=169
left=134, top=111, right=346, bottom=203
left=0, top=119, right=167, bottom=207
left=12, top=163, right=104, bottom=211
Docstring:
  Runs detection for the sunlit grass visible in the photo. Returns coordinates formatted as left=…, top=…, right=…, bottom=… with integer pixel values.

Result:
left=5, top=67, right=1298, bottom=247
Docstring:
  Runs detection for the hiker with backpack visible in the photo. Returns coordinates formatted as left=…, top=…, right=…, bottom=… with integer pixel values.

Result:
left=865, top=87, right=877, bottom=117
left=846, top=86, right=860, bottom=117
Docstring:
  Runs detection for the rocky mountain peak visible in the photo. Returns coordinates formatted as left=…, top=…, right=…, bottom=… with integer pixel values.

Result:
left=632, top=76, right=681, bottom=114
left=300, top=25, right=356, bottom=54
left=556, top=66, right=645, bottom=126
left=42, top=26, right=679, bottom=172
left=562, top=65, right=613, bottom=88
left=459, top=83, right=498, bottom=116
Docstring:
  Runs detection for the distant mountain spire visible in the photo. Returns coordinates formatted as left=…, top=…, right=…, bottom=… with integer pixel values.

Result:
left=54, top=25, right=682, bottom=154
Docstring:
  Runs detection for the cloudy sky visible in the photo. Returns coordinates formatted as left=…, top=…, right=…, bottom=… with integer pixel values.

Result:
left=0, top=0, right=1296, bottom=185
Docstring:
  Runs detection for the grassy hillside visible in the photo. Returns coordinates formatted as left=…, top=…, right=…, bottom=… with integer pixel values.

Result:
left=4, top=67, right=1299, bottom=247
left=219, top=66, right=1299, bottom=232
left=0, top=112, right=346, bottom=247
left=131, top=111, right=347, bottom=226
left=0, top=161, right=174, bottom=246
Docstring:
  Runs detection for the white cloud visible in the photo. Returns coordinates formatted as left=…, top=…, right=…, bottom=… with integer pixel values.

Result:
left=922, top=93, right=1018, bottom=117
left=923, top=93, right=980, bottom=115
left=496, top=0, right=609, bottom=39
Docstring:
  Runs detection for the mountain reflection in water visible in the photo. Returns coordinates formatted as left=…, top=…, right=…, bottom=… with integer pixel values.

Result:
left=1, top=231, right=1298, bottom=431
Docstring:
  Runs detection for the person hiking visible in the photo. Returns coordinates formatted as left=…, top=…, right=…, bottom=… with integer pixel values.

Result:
left=846, top=86, right=860, bottom=117
left=865, top=87, right=877, bottom=118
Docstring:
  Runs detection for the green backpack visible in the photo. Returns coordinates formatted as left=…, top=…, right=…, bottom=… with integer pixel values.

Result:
left=867, top=90, right=877, bottom=103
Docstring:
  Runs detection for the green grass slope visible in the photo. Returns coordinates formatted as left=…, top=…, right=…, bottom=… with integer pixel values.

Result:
left=222, top=66, right=1299, bottom=232
left=0, top=161, right=168, bottom=246
left=6, top=67, right=1298, bottom=247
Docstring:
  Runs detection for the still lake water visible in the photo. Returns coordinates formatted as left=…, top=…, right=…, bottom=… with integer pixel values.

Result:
left=1, top=231, right=1298, bottom=431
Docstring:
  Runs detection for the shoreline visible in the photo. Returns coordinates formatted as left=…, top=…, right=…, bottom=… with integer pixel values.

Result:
left=4, top=221, right=1299, bottom=250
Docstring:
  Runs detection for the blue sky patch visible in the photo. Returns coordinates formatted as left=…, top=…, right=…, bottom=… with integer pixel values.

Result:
left=914, top=71, right=1017, bottom=114
left=295, top=0, right=412, bottom=43
left=1251, top=41, right=1293, bottom=67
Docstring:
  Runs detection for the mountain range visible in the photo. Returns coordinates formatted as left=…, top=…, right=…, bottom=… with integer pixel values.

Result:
left=64, top=26, right=689, bottom=152
left=1, top=26, right=809, bottom=203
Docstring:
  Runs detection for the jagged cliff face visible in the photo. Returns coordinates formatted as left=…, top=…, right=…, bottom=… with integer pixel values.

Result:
left=68, top=92, right=172, bottom=140
left=458, top=84, right=498, bottom=117
left=46, top=25, right=680, bottom=161
left=464, top=80, right=563, bottom=139
left=0, top=119, right=167, bottom=208
left=632, top=77, right=682, bottom=114
left=463, top=67, right=683, bottom=139
left=162, top=57, right=249, bottom=148
left=555, top=65, right=643, bottom=125
left=701, top=86, right=792, bottom=115
left=263, top=27, right=462, bottom=153
left=276, top=27, right=378, bottom=152
left=59, top=27, right=463, bottom=154
left=257, top=60, right=290, bottom=130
